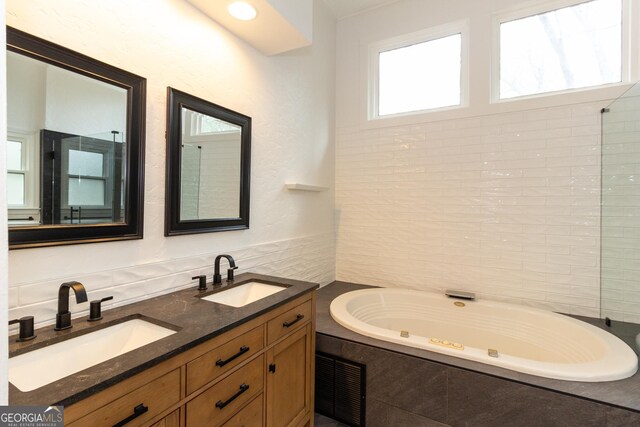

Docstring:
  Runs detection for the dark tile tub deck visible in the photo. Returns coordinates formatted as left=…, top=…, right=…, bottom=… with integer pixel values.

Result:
left=316, top=282, right=640, bottom=427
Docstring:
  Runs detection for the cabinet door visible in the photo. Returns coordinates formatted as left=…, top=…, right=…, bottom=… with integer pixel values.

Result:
left=150, top=410, right=180, bottom=427
left=266, top=324, right=312, bottom=427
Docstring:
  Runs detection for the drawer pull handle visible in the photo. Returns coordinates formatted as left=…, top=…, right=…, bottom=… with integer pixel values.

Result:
left=112, top=403, right=148, bottom=427
left=215, top=383, right=250, bottom=409
left=283, top=314, right=304, bottom=328
left=216, top=345, right=250, bottom=367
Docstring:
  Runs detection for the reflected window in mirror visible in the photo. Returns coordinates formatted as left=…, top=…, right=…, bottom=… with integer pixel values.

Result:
left=165, top=88, right=251, bottom=235
left=6, top=27, right=146, bottom=248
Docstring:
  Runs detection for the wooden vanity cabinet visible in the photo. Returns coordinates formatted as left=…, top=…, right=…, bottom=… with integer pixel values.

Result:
left=68, top=369, right=181, bottom=427
left=266, top=324, right=313, bottom=427
left=64, top=292, right=315, bottom=427
left=221, top=394, right=263, bottom=426
left=150, top=410, right=180, bottom=427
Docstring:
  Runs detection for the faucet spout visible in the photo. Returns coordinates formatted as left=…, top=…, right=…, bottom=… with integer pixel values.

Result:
left=214, top=255, right=237, bottom=285
left=55, top=281, right=88, bottom=331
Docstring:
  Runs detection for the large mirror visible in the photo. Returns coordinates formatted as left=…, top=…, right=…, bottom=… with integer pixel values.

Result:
left=6, top=27, right=146, bottom=249
left=165, top=88, right=250, bottom=235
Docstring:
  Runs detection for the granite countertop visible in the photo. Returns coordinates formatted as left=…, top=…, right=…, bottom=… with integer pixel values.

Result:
left=8, top=273, right=318, bottom=407
left=316, top=281, right=640, bottom=413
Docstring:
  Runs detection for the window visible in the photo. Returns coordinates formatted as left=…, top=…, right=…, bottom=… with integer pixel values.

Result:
left=7, top=139, right=25, bottom=205
left=498, top=0, right=624, bottom=100
left=6, top=131, right=38, bottom=212
left=183, top=107, right=240, bottom=136
left=369, top=22, right=468, bottom=119
left=66, top=149, right=107, bottom=206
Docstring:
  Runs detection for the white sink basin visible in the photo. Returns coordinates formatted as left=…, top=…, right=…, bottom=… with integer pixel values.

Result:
left=9, top=319, right=176, bottom=392
left=201, top=281, right=286, bottom=307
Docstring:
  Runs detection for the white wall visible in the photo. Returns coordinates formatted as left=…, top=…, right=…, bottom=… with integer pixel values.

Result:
left=6, top=53, right=45, bottom=133
left=44, top=66, right=127, bottom=138
left=334, top=0, right=635, bottom=317
left=6, top=0, right=335, bottom=328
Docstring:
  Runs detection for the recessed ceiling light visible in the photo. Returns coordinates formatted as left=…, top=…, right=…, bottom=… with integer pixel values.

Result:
left=228, top=1, right=257, bottom=21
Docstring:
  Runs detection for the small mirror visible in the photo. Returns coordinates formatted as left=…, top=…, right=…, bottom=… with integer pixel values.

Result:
left=6, top=27, right=146, bottom=248
left=165, top=88, right=251, bottom=235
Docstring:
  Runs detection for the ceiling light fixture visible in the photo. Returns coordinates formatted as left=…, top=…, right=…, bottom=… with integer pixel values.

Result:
left=228, top=1, right=257, bottom=21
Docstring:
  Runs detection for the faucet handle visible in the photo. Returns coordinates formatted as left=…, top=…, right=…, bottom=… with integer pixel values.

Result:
left=88, top=296, right=113, bottom=322
left=226, top=266, right=238, bottom=282
left=192, top=275, right=208, bottom=291
left=9, top=316, right=36, bottom=342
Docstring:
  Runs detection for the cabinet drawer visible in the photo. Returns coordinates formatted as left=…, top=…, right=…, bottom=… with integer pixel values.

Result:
left=267, top=300, right=312, bottom=344
left=186, top=355, right=264, bottom=426
left=221, top=394, right=263, bottom=427
left=187, top=326, right=264, bottom=394
left=69, top=369, right=180, bottom=427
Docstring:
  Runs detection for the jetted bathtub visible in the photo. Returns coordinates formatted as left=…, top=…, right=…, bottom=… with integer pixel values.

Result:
left=330, top=288, right=638, bottom=382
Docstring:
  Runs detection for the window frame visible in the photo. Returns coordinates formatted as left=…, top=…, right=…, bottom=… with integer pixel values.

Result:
left=7, top=130, right=40, bottom=225
left=62, top=143, right=113, bottom=210
left=368, top=20, right=470, bottom=121
left=491, top=0, right=634, bottom=103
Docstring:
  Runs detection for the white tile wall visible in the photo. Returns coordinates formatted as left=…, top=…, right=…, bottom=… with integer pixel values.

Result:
left=601, top=86, right=640, bottom=323
left=336, top=101, right=608, bottom=317
left=8, top=232, right=334, bottom=330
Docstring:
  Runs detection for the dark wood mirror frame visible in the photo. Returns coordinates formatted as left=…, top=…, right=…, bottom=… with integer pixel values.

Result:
left=165, top=87, right=251, bottom=236
left=7, top=27, right=146, bottom=249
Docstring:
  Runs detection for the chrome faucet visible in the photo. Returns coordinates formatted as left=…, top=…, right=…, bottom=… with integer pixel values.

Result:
left=55, top=281, right=88, bottom=331
left=213, top=255, right=238, bottom=285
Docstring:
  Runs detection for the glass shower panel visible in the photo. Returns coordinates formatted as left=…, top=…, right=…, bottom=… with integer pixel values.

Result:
left=601, top=81, right=640, bottom=323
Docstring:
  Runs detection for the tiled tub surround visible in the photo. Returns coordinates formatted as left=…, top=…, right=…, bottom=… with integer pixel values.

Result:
left=8, top=232, right=334, bottom=330
left=8, top=272, right=317, bottom=406
left=317, top=282, right=640, bottom=426
left=335, top=101, right=607, bottom=319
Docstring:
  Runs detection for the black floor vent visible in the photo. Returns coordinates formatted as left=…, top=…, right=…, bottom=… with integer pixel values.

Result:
left=315, top=352, right=366, bottom=427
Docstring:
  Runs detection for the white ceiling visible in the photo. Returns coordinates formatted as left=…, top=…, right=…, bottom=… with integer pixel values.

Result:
left=323, top=0, right=401, bottom=19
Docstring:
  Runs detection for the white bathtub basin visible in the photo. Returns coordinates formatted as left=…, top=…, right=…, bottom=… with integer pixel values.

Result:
left=201, top=282, right=286, bottom=307
left=9, top=319, right=176, bottom=392
left=331, top=288, right=638, bottom=382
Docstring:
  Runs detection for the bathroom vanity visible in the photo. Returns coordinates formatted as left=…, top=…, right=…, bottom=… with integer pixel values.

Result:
left=8, top=273, right=317, bottom=427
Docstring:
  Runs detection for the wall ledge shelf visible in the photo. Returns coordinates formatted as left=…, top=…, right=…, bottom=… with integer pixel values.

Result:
left=284, top=183, right=329, bottom=192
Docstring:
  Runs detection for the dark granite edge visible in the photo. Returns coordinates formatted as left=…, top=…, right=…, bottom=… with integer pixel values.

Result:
left=9, top=272, right=318, bottom=406
left=316, top=281, right=640, bottom=413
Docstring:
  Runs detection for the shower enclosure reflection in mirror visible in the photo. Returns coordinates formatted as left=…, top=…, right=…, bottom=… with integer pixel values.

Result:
left=165, top=87, right=251, bottom=236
